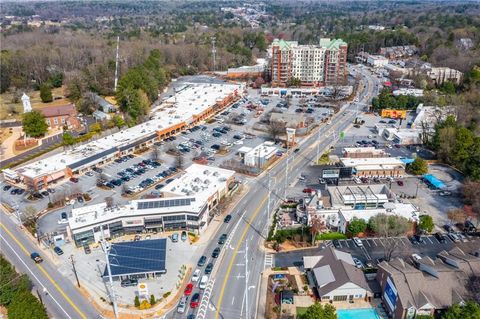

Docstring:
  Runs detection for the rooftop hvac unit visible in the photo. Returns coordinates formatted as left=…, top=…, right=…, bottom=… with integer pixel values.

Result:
left=219, top=177, right=227, bottom=182
left=213, top=172, right=219, bottom=177
left=203, top=170, right=210, bottom=175
left=204, top=179, right=210, bottom=185
left=194, top=177, right=201, bottom=183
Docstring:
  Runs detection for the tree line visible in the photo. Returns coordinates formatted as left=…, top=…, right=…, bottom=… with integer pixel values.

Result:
left=0, top=255, right=49, bottom=319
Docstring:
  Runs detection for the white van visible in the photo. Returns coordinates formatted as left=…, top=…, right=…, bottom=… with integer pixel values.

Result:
left=199, top=275, right=208, bottom=289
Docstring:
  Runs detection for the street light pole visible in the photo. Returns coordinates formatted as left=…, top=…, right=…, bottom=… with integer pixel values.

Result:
left=70, top=255, right=81, bottom=288
left=101, top=240, right=119, bottom=319
left=267, top=172, right=271, bottom=223
left=284, top=156, right=289, bottom=200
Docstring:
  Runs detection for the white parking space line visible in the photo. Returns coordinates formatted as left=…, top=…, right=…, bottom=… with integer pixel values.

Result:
left=344, top=240, right=350, bottom=248
left=372, top=239, right=378, bottom=247
left=378, top=239, right=385, bottom=247
left=364, top=239, right=371, bottom=247
left=427, top=236, right=434, bottom=244
left=338, top=240, right=343, bottom=248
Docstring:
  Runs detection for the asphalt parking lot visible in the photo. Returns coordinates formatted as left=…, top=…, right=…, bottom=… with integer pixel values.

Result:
left=274, top=234, right=480, bottom=268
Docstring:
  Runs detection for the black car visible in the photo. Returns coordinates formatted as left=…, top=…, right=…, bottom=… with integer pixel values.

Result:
left=121, top=278, right=138, bottom=287
left=61, top=212, right=68, bottom=220
left=212, top=247, right=221, bottom=258
left=3, top=185, right=12, bottom=191
left=211, top=144, right=221, bottom=150
left=293, top=148, right=300, bottom=153
left=414, top=235, right=425, bottom=244
left=17, top=189, right=25, bottom=195
left=224, top=215, right=232, bottom=223
left=205, top=262, right=213, bottom=274
left=332, top=240, right=340, bottom=249
left=166, top=178, right=174, bottom=184
left=83, top=245, right=91, bottom=254
left=77, top=196, right=84, bottom=203
left=41, top=191, right=49, bottom=197
left=444, top=224, right=454, bottom=233
left=233, top=135, right=242, bottom=140
left=218, top=234, right=228, bottom=244
left=197, top=256, right=207, bottom=267
left=408, top=236, right=419, bottom=245
left=435, top=232, right=447, bottom=243
left=155, top=184, right=164, bottom=190
left=53, top=246, right=64, bottom=255
left=10, top=188, right=19, bottom=195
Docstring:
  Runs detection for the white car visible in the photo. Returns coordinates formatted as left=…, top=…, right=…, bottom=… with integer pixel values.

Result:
left=353, top=237, right=363, bottom=247
left=352, top=258, right=364, bottom=269
left=234, top=140, right=243, bottom=145
left=192, top=269, right=201, bottom=282
left=411, top=254, right=422, bottom=262
left=57, top=218, right=68, bottom=225
left=177, top=297, right=187, bottom=314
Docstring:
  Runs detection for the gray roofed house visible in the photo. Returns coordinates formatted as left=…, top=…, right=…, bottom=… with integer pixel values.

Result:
left=306, top=247, right=371, bottom=302
left=376, top=247, right=479, bottom=319
left=86, top=92, right=116, bottom=113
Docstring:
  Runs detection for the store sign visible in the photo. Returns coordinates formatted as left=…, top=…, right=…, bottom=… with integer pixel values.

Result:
left=122, top=218, right=144, bottom=227
left=381, top=109, right=407, bottom=119
left=384, top=277, right=398, bottom=311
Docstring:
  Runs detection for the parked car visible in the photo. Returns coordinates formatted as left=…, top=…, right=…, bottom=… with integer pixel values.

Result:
left=199, top=275, right=208, bottom=289
left=397, top=180, right=404, bottom=186
left=302, top=188, right=315, bottom=193
left=53, top=246, right=64, bottom=255
left=434, top=232, right=447, bottom=243
left=205, top=262, right=213, bottom=274
left=413, top=234, right=425, bottom=244
left=212, top=247, right=221, bottom=258
left=353, top=237, right=363, bottom=247
left=83, top=245, right=91, bottom=254
left=444, top=224, right=455, bottom=233
left=184, top=283, right=194, bottom=296
left=3, top=185, right=12, bottom=191
left=70, top=177, right=79, bottom=183
left=332, top=240, right=340, bottom=249
left=181, top=231, right=187, bottom=241
left=224, top=215, right=232, bottom=223
left=408, top=236, right=419, bottom=245
left=77, top=196, right=84, bottom=203
left=448, top=233, right=460, bottom=242
left=411, top=254, right=422, bottom=262
left=171, top=233, right=179, bottom=242
left=197, top=256, right=207, bottom=267
left=352, top=258, right=364, bottom=269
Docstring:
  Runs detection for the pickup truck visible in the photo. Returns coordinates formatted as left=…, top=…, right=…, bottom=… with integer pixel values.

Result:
left=30, top=252, right=43, bottom=263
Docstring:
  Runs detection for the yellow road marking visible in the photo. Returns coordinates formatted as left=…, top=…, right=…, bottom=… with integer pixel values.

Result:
left=215, top=116, right=351, bottom=317
left=0, top=223, right=88, bottom=319
left=215, top=195, right=268, bottom=319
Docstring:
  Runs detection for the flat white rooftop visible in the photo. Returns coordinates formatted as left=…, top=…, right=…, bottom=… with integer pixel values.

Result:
left=16, top=82, right=240, bottom=179
left=340, top=157, right=405, bottom=168
left=161, top=164, right=235, bottom=203
left=339, top=203, right=420, bottom=223
left=343, top=147, right=386, bottom=155
left=69, top=196, right=200, bottom=231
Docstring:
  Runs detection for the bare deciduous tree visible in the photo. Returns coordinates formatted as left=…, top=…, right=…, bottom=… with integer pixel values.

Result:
left=447, top=208, right=467, bottom=224
left=368, top=214, right=411, bottom=261
left=105, top=196, right=114, bottom=208
left=267, top=119, right=286, bottom=143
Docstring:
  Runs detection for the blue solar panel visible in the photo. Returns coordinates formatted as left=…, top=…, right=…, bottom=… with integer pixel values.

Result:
left=103, top=238, right=167, bottom=277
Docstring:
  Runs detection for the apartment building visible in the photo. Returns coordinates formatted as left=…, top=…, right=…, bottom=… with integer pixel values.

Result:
left=269, top=38, right=348, bottom=87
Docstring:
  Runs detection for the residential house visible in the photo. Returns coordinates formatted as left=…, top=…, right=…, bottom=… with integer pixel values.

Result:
left=39, top=103, right=81, bottom=130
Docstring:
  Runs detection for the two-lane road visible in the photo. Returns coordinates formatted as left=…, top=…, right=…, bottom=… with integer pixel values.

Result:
left=0, top=209, right=101, bottom=319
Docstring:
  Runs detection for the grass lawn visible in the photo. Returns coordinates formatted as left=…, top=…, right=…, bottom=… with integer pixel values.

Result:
left=0, top=86, right=68, bottom=120
left=296, top=307, right=308, bottom=317
left=317, top=151, right=330, bottom=165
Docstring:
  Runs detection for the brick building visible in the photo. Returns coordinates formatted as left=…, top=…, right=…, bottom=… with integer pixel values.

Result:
left=39, top=103, right=81, bottom=130
left=269, top=38, right=348, bottom=87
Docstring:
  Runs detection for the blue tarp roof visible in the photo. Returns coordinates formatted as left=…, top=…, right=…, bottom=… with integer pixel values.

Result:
left=400, top=158, right=415, bottom=164
left=423, top=174, right=446, bottom=189
left=104, top=239, right=167, bottom=277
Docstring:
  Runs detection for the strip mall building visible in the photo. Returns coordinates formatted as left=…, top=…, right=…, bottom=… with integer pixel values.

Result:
left=7, top=82, right=241, bottom=190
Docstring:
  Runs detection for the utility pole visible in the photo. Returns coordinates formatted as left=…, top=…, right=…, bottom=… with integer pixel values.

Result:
left=267, top=172, right=271, bottom=223
left=284, top=156, right=289, bottom=200
left=245, top=240, right=249, bottom=319
left=70, top=255, right=80, bottom=288
left=101, top=239, right=119, bottom=319
left=114, top=36, right=120, bottom=92
left=211, top=37, right=217, bottom=72
left=316, top=127, right=322, bottom=164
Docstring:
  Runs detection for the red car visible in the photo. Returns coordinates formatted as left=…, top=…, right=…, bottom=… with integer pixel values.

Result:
left=70, top=177, right=79, bottom=183
left=397, top=180, right=404, bottom=186
left=303, top=188, right=315, bottom=193
left=190, top=293, right=200, bottom=308
left=184, top=283, right=193, bottom=296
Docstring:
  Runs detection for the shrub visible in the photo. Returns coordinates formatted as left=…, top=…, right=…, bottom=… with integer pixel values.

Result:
left=162, top=291, right=171, bottom=299
left=47, top=202, right=54, bottom=208
left=134, top=296, right=140, bottom=307
left=316, top=232, right=347, bottom=240
left=150, top=294, right=156, bottom=305
left=139, top=300, right=151, bottom=310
